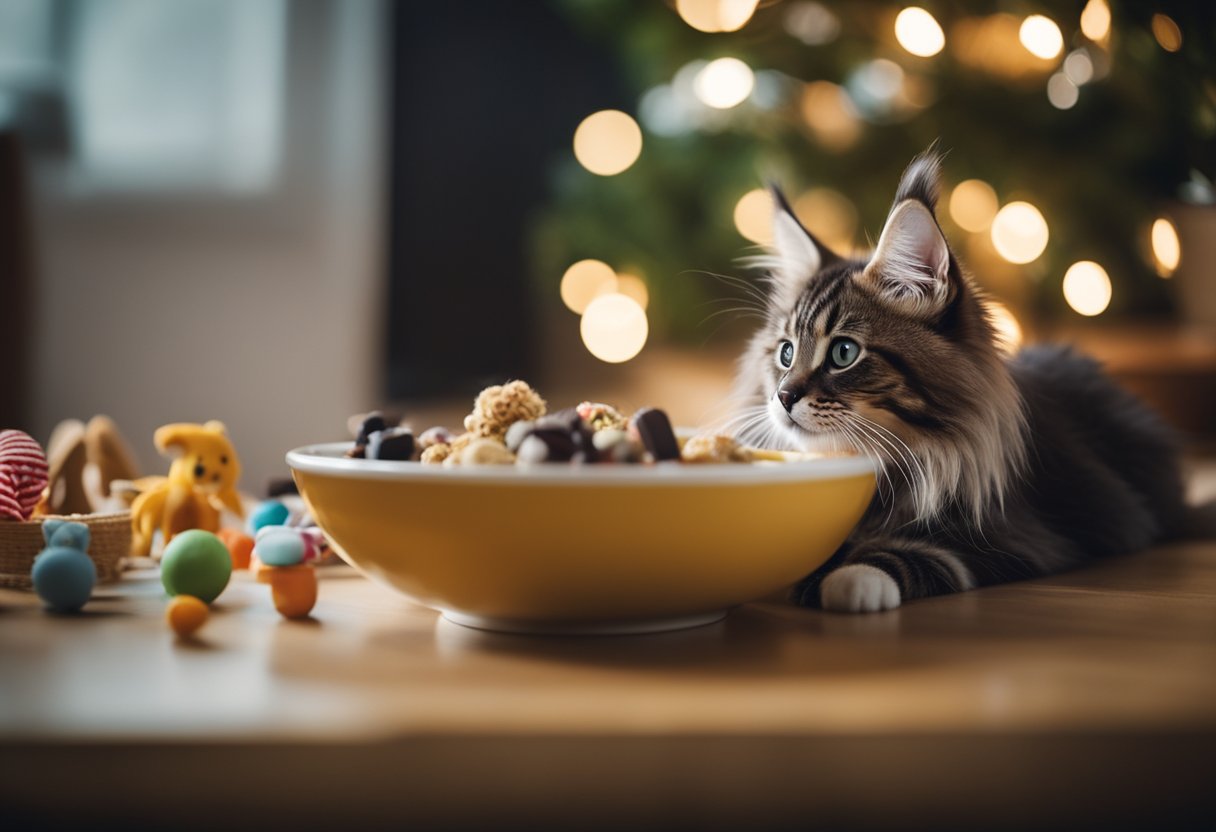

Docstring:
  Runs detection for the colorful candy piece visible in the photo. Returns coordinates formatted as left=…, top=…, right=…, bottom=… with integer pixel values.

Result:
left=161, top=529, right=232, bottom=603
left=417, top=426, right=453, bottom=451
left=629, top=408, right=681, bottom=461
left=256, top=562, right=317, bottom=619
left=166, top=595, right=209, bottom=637
left=576, top=401, right=627, bottom=432
left=31, top=520, right=96, bottom=612
left=217, top=527, right=254, bottom=570
left=0, top=429, right=49, bottom=521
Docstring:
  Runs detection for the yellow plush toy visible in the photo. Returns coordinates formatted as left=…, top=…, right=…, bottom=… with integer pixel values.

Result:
left=130, top=421, right=244, bottom=556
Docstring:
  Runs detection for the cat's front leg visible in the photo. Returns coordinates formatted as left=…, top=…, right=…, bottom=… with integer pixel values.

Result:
left=794, top=536, right=976, bottom=613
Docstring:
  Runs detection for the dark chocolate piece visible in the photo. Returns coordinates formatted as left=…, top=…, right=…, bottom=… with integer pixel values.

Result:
left=631, top=407, right=680, bottom=461
left=526, top=428, right=577, bottom=462
left=355, top=412, right=389, bottom=446
left=367, top=427, right=415, bottom=461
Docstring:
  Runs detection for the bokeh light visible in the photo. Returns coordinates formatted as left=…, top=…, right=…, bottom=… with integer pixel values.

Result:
left=615, top=273, right=650, bottom=309
left=894, top=8, right=945, bottom=58
left=1062, top=261, right=1112, bottom=316
left=734, top=188, right=774, bottom=245
left=676, top=0, right=759, bottom=34
left=784, top=2, right=840, bottom=46
left=1080, top=0, right=1111, bottom=42
left=991, top=201, right=1049, bottom=264
left=948, top=179, right=999, bottom=233
left=794, top=187, right=858, bottom=253
left=800, top=80, right=862, bottom=151
left=693, top=58, right=755, bottom=109
left=1047, top=73, right=1079, bottom=109
left=986, top=300, right=1024, bottom=354
left=1151, top=14, right=1182, bottom=53
left=560, top=259, right=618, bottom=314
left=1019, top=15, right=1064, bottom=60
left=1063, top=50, right=1094, bottom=85
left=572, top=110, right=643, bottom=176
left=580, top=293, right=649, bottom=363
left=1151, top=218, right=1181, bottom=277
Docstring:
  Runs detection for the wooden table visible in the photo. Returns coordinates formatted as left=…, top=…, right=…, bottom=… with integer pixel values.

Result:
left=2, top=539, right=1214, bottom=830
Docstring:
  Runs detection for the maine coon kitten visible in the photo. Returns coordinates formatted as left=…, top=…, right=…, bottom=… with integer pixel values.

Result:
left=734, top=150, right=1190, bottom=613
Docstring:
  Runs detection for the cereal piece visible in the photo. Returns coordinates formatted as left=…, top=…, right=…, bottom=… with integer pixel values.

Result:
left=681, top=434, right=753, bottom=464
left=421, top=443, right=452, bottom=464
left=629, top=408, right=681, bottom=462
left=576, top=401, right=626, bottom=432
left=463, top=380, right=547, bottom=439
left=450, top=437, right=515, bottom=466
left=417, top=426, right=453, bottom=450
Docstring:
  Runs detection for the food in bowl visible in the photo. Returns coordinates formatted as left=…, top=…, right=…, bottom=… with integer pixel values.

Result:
left=287, top=381, right=876, bottom=634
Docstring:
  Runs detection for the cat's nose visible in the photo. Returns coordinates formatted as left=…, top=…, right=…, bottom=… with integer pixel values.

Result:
left=777, top=387, right=801, bottom=413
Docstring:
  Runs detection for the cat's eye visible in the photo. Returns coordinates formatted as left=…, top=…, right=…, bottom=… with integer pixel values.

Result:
left=828, top=337, right=861, bottom=370
left=778, top=340, right=794, bottom=369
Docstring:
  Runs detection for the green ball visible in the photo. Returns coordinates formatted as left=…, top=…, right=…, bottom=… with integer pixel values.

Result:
left=161, top=530, right=232, bottom=603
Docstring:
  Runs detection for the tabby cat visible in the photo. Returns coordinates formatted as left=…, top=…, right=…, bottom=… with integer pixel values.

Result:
left=734, top=150, right=1191, bottom=613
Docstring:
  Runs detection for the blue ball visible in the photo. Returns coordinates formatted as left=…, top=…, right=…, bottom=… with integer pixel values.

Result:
left=32, top=548, right=96, bottom=612
left=249, top=500, right=291, bottom=534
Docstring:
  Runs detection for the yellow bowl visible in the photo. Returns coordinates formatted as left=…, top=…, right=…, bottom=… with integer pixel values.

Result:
left=287, top=443, right=875, bottom=634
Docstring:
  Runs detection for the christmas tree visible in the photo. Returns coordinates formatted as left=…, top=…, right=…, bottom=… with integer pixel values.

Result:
left=532, top=0, right=1215, bottom=361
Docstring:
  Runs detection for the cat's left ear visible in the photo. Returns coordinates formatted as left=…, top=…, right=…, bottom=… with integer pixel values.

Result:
left=858, top=150, right=954, bottom=318
left=764, top=186, right=840, bottom=308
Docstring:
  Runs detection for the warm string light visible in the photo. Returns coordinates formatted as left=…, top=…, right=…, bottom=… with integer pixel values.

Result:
left=572, top=110, right=642, bottom=176
left=1151, top=14, right=1182, bottom=52
left=894, top=7, right=945, bottom=57
left=1151, top=218, right=1181, bottom=277
left=991, top=201, right=1049, bottom=264
left=1019, top=15, right=1064, bottom=60
left=734, top=189, right=774, bottom=244
left=1062, top=261, right=1112, bottom=316
left=675, top=0, right=759, bottom=34
left=693, top=57, right=755, bottom=109
left=1079, top=0, right=1111, bottom=42
left=581, top=293, right=649, bottom=363
left=560, top=259, right=618, bottom=314
left=948, top=179, right=999, bottom=233
left=794, top=188, right=858, bottom=253
left=800, top=80, right=861, bottom=151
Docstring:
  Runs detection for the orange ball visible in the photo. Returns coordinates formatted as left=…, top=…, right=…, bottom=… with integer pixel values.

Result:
left=166, top=594, right=209, bottom=637
left=217, top=528, right=254, bottom=570
left=256, top=563, right=317, bottom=619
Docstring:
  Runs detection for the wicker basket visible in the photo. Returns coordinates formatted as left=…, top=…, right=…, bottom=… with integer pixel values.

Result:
left=0, top=512, right=130, bottom=589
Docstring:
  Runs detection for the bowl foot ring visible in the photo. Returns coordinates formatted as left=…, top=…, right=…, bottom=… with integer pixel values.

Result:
left=439, top=609, right=729, bottom=636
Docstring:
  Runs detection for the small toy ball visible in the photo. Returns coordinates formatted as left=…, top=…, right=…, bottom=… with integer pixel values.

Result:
left=31, top=520, right=96, bottom=612
left=166, top=595, right=209, bottom=638
left=217, top=528, right=254, bottom=570
left=0, top=429, right=49, bottom=521
left=161, top=529, right=232, bottom=603
left=249, top=500, right=290, bottom=534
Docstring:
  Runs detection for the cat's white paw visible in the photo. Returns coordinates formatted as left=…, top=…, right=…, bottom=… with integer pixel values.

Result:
left=820, top=564, right=902, bottom=613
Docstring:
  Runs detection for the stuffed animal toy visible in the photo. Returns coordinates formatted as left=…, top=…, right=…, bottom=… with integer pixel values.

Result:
left=130, top=421, right=244, bottom=556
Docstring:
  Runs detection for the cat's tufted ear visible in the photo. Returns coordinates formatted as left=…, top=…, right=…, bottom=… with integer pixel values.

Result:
left=857, top=150, right=953, bottom=317
left=764, top=186, right=839, bottom=308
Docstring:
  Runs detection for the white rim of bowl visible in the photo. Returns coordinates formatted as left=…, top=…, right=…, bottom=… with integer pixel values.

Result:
left=287, top=442, right=877, bottom=486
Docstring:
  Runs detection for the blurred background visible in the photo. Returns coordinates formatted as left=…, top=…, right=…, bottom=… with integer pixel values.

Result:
left=2, top=0, right=1214, bottom=490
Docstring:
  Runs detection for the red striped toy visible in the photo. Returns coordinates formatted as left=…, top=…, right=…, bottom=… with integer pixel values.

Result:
left=0, top=429, right=49, bottom=521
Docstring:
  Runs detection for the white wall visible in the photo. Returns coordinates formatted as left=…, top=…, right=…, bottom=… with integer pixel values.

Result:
left=29, top=0, right=386, bottom=494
